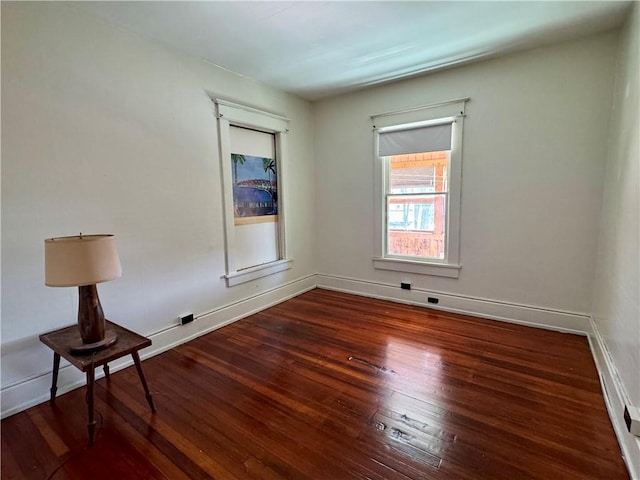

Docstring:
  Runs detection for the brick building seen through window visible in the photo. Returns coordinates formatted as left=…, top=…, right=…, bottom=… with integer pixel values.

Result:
left=387, top=151, right=449, bottom=260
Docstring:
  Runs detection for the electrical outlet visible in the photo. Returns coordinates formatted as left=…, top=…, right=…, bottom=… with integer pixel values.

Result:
left=179, top=313, right=194, bottom=325
left=624, top=405, right=640, bottom=436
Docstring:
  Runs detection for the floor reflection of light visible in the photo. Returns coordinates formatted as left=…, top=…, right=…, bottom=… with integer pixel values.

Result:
left=377, top=339, right=452, bottom=462
left=384, top=338, right=443, bottom=395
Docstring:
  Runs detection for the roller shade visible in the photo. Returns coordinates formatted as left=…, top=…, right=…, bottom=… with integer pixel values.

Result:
left=379, top=122, right=452, bottom=156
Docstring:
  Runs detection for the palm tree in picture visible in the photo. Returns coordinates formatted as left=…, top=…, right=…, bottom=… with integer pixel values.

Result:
left=231, top=154, right=246, bottom=186
left=262, top=157, right=277, bottom=200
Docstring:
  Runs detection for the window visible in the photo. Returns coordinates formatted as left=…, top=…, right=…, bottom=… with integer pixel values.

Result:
left=386, top=151, right=447, bottom=259
left=372, top=98, right=468, bottom=278
left=214, top=99, right=292, bottom=286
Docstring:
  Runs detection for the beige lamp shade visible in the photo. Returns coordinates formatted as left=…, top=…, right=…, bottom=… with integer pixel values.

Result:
left=45, top=234, right=122, bottom=287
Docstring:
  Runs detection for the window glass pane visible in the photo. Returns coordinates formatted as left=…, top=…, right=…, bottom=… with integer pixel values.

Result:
left=389, top=152, right=449, bottom=194
left=387, top=194, right=447, bottom=260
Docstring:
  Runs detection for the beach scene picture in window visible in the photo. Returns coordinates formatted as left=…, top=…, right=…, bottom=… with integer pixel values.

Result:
left=386, top=151, right=449, bottom=260
left=231, top=153, right=277, bottom=224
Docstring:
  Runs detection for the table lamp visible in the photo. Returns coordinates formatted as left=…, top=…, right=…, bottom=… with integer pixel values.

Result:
left=45, top=234, right=122, bottom=353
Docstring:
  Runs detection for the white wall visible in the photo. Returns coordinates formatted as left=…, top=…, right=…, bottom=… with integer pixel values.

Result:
left=1, top=12, right=635, bottom=472
left=592, top=2, right=640, bottom=475
left=313, top=32, right=619, bottom=330
left=1, top=3, right=316, bottom=416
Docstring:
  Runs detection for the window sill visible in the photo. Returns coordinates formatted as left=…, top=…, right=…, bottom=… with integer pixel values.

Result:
left=224, top=259, right=293, bottom=287
left=372, top=257, right=461, bottom=278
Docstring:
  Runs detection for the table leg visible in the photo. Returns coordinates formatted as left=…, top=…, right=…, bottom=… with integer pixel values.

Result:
left=86, top=368, right=96, bottom=447
left=131, top=351, right=156, bottom=413
left=50, top=353, right=61, bottom=404
left=103, top=363, right=110, bottom=380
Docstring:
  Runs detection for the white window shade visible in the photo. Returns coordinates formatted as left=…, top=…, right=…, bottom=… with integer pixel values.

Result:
left=230, top=126, right=275, bottom=158
left=379, top=122, right=452, bottom=156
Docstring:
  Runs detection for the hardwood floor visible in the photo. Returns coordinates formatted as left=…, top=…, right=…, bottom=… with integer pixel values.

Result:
left=1, top=289, right=629, bottom=479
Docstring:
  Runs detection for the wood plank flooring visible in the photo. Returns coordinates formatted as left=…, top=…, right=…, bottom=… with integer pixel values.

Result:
left=1, top=289, right=630, bottom=479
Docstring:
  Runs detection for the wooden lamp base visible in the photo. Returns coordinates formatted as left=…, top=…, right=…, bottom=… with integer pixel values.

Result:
left=71, top=284, right=118, bottom=355
left=70, top=330, right=118, bottom=354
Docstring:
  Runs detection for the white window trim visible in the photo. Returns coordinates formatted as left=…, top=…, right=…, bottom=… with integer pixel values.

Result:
left=372, top=257, right=461, bottom=278
left=214, top=98, right=293, bottom=286
left=224, top=259, right=293, bottom=287
left=372, top=98, right=468, bottom=278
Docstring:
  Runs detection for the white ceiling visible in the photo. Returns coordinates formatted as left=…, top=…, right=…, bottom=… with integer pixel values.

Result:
left=69, top=1, right=632, bottom=100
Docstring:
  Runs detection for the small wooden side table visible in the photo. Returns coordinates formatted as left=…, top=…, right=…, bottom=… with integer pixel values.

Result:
left=39, top=320, right=156, bottom=446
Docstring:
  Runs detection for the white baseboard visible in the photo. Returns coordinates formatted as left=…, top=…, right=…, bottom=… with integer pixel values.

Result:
left=589, top=319, right=640, bottom=480
left=0, top=274, right=316, bottom=419
left=316, top=273, right=592, bottom=335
